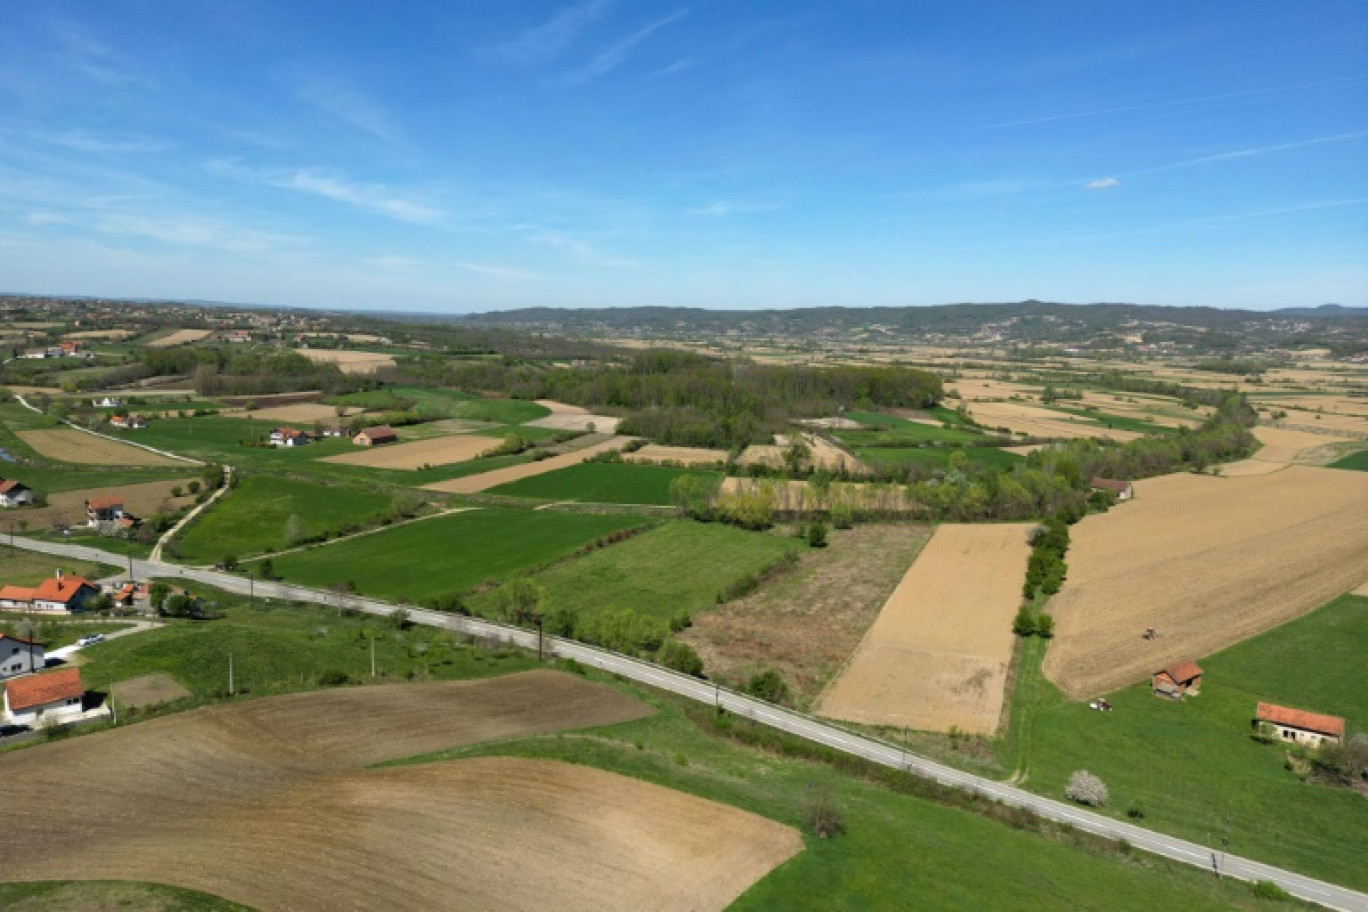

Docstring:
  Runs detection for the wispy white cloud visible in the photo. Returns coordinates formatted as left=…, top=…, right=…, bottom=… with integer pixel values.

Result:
left=654, top=57, right=696, bottom=78
left=1127, top=130, right=1368, bottom=176
left=294, top=75, right=403, bottom=146
left=48, top=20, right=138, bottom=86
left=206, top=159, right=443, bottom=225
left=686, top=200, right=780, bottom=217
left=564, top=9, right=689, bottom=85
left=1084, top=177, right=1120, bottom=191
left=35, top=130, right=168, bottom=154
left=484, top=0, right=613, bottom=65
left=456, top=261, right=544, bottom=281
left=30, top=207, right=306, bottom=254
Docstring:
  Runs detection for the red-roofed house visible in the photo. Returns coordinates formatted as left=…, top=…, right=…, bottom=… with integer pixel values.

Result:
left=86, top=495, right=127, bottom=525
left=1256, top=702, right=1346, bottom=747
left=0, top=478, right=33, bottom=507
left=0, top=633, right=44, bottom=679
left=3, top=667, right=85, bottom=726
left=0, top=571, right=98, bottom=614
left=353, top=425, right=397, bottom=446
left=1090, top=477, right=1135, bottom=501
left=269, top=427, right=312, bottom=447
left=1152, top=661, right=1203, bottom=699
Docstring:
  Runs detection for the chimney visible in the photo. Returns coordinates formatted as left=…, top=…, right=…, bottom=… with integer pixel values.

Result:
left=55, top=567, right=63, bottom=579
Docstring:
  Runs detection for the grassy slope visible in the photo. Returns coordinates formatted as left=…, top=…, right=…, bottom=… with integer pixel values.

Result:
left=471, top=521, right=797, bottom=623
left=839, top=410, right=987, bottom=446
left=0, top=402, right=188, bottom=491
left=176, top=475, right=396, bottom=562
left=1005, top=594, right=1368, bottom=892
left=0, top=881, right=250, bottom=911
left=1329, top=447, right=1368, bottom=471
left=487, top=462, right=722, bottom=505
left=0, top=544, right=117, bottom=584
left=390, top=683, right=1309, bottom=912
left=269, top=508, right=645, bottom=603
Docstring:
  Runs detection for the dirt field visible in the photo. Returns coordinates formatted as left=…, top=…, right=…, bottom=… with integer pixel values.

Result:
left=146, top=328, right=212, bottom=347
left=17, top=429, right=185, bottom=466
left=625, top=444, right=730, bottom=465
left=322, top=434, right=498, bottom=469
left=737, top=444, right=787, bottom=468
left=535, top=399, right=589, bottom=415
left=9, top=478, right=199, bottom=532
left=225, top=403, right=363, bottom=423
left=967, top=401, right=1143, bottom=442
left=805, top=433, right=868, bottom=474
left=0, top=672, right=803, bottom=912
left=112, top=672, right=192, bottom=709
left=63, top=329, right=137, bottom=340
left=526, top=413, right=622, bottom=433
left=814, top=524, right=1033, bottom=734
left=1043, top=466, right=1368, bottom=698
left=1355, top=581, right=1368, bottom=597
left=1218, top=425, right=1355, bottom=476
left=298, top=349, right=396, bottom=374
left=424, top=436, right=636, bottom=493
left=683, top=523, right=933, bottom=703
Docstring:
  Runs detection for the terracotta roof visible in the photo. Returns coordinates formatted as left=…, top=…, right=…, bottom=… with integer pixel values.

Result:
left=0, top=479, right=29, bottom=494
left=0, top=585, right=37, bottom=602
left=86, top=495, right=124, bottom=511
left=1257, top=702, right=1345, bottom=738
left=5, top=667, right=84, bottom=711
left=274, top=427, right=306, bottom=438
left=31, top=576, right=96, bottom=604
left=1163, top=660, right=1203, bottom=683
left=1090, top=477, right=1133, bottom=494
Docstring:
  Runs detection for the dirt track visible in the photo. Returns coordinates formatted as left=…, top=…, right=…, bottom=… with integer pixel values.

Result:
left=423, top=436, right=636, bottom=493
left=815, top=523, right=1033, bottom=734
left=0, top=672, right=797, bottom=911
left=1044, top=466, right=1368, bottom=698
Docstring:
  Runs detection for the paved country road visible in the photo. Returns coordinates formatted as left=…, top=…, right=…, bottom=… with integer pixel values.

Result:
left=7, top=534, right=1366, bottom=912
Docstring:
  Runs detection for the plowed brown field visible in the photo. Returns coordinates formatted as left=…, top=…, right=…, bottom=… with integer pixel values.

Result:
left=12, top=477, right=199, bottom=531
left=815, top=523, right=1033, bottom=734
left=1044, top=466, right=1368, bottom=698
left=17, top=429, right=184, bottom=466
left=0, top=672, right=796, bottom=912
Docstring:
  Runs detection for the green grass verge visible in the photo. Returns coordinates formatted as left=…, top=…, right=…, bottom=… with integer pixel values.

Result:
left=268, top=508, right=646, bottom=604
left=855, top=445, right=1024, bottom=472
left=0, top=616, right=133, bottom=649
left=0, top=880, right=251, bottom=911
left=486, top=462, right=721, bottom=505
left=1005, top=594, right=1368, bottom=892
left=385, top=681, right=1311, bottom=911
left=0, top=544, right=118, bottom=584
left=839, top=411, right=988, bottom=446
left=176, top=475, right=397, bottom=562
left=471, top=521, right=798, bottom=624
left=1329, top=447, right=1368, bottom=471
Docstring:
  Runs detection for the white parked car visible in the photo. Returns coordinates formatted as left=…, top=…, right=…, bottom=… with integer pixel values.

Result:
left=76, top=633, right=106, bottom=647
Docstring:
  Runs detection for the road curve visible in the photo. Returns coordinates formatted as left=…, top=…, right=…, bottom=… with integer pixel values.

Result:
left=6, top=534, right=1366, bottom=912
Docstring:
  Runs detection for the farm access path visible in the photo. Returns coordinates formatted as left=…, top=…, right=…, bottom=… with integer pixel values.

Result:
left=7, top=534, right=1367, bottom=912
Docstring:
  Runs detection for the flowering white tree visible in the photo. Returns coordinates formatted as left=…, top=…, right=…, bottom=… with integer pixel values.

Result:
left=1065, top=770, right=1109, bottom=807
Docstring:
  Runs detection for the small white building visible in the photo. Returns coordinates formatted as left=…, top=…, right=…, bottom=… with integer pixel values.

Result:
left=3, top=667, right=85, bottom=727
left=1257, top=702, right=1346, bottom=747
left=0, top=633, right=45, bottom=679
left=92, top=397, right=124, bottom=408
left=0, top=478, right=33, bottom=507
left=269, top=427, right=312, bottom=447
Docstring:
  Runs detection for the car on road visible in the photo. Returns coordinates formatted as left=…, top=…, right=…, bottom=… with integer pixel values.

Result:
left=76, top=633, right=106, bottom=647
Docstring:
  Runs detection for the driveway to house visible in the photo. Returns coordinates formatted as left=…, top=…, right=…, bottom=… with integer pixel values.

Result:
left=46, top=620, right=163, bottom=663
left=3, top=533, right=1366, bottom=912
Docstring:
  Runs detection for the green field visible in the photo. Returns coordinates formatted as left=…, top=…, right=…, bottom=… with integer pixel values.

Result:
left=472, top=521, right=797, bottom=624
left=0, top=544, right=117, bottom=585
left=856, top=445, right=1024, bottom=472
left=1045, top=406, right=1178, bottom=436
left=1005, top=594, right=1368, bottom=892
left=72, top=581, right=537, bottom=706
left=1329, top=447, right=1368, bottom=471
left=839, top=411, right=988, bottom=446
left=175, top=475, right=399, bottom=563
left=269, top=508, right=646, bottom=604
left=391, top=681, right=1308, bottom=912
left=487, top=462, right=722, bottom=505
left=0, top=880, right=251, bottom=911
left=327, top=387, right=551, bottom=425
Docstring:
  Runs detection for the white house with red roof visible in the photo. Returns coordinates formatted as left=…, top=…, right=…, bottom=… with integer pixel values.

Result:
left=269, top=427, right=312, bottom=447
left=3, top=667, right=85, bottom=726
left=0, top=478, right=33, bottom=507
left=1256, top=702, right=1346, bottom=747
left=0, top=570, right=100, bottom=614
left=0, top=633, right=45, bottom=679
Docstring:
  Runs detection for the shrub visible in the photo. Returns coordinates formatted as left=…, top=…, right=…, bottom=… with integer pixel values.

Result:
left=800, top=790, right=846, bottom=838
left=807, top=521, right=828, bottom=548
left=318, top=670, right=351, bottom=687
left=1012, top=606, right=1037, bottom=637
left=744, top=668, right=792, bottom=706
left=1064, top=770, right=1108, bottom=807
left=658, top=639, right=705, bottom=677
left=1035, top=612, right=1055, bottom=638
left=1250, top=880, right=1292, bottom=901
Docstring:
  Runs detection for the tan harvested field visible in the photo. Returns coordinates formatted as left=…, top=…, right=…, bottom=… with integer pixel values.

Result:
left=424, top=435, right=637, bottom=493
left=683, top=523, right=933, bottom=702
left=0, top=672, right=801, bottom=912
left=625, top=444, right=730, bottom=465
left=805, top=433, right=869, bottom=474
left=225, top=402, right=363, bottom=423
left=1275, top=413, right=1368, bottom=435
left=1044, top=466, right=1368, bottom=699
left=298, top=349, right=396, bottom=374
left=63, top=329, right=137, bottom=340
left=111, top=672, right=192, bottom=709
left=737, top=444, right=787, bottom=468
left=1218, top=425, right=1356, bottom=476
left=16, top=429, right=185, bottom=466
left=525, top=413, right=622, bottom=433
left=1355, top=581, right=1368, bottom=597
left=323, top=434, right=499, bottom=469
left=967, top=400, right=1143, bottom=442
left=815, top=524, right=1033, bottom=734
left=300, top=332, right=386, bottom=343
left=535, top=398, right=590, bottom=414
left=146, top=328, right=212, bottom=347
left=10, top=478, right=199, bottom=530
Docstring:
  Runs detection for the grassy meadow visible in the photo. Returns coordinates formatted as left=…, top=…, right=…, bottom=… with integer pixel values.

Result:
left=487, top=462, right=722, bottom=505
left=267, top=507, right=647, bottom=604
left=1330, top=447, right=1368, bottom=471
left=855, top=445, right=1024, bottom=472
left=0, top=544, right=117, bottom=584
left=1003, top=593, right=1368, bottom=892
left=838, top=410, right=988, bottom=446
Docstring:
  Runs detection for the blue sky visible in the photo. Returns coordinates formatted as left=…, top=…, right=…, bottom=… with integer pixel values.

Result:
left=1, top=1, right=1365, bottom=312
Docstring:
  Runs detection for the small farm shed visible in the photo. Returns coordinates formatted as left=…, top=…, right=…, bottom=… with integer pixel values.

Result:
left=1090, top=477, right=1135, bottom=501
left=3, top=667, right=85, bottom=726
left=1152, top=661, right=1203, bottom=699
left=1256, top=703, right=1345, bottom=747
left=0, top=633, right=45, bottom=679
left=353, top=425, right=397, bottom=446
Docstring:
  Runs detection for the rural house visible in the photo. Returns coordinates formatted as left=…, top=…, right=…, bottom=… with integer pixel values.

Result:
left=91, top=396, right=123, bottom=408
left=109, top=414, right=147, bottom=429
left=1256, top=703, right=1345, bottom=747
left=0, top=633, right=45, bottom=679
left=1152, top=661, right=1203, bottom=699
left=0, top=571, right=100, bottom=614
left=0, top=478, right=33, bottom=507
left=269, top=427, right=312, bottom=447
left=1090, top=477, right=1135, bottom=501
left=86, top=495, right=127, bottom=525
left=353, top=425, right=397, bottom=446
left=3, top=666, right=85, bottom=727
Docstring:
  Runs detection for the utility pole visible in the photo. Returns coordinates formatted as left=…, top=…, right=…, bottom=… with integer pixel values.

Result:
left=370, top=635, right=376, bottom=678
left=228, top=653, right=234, bottom=695
left=536, top=617, right=543, bottom=661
